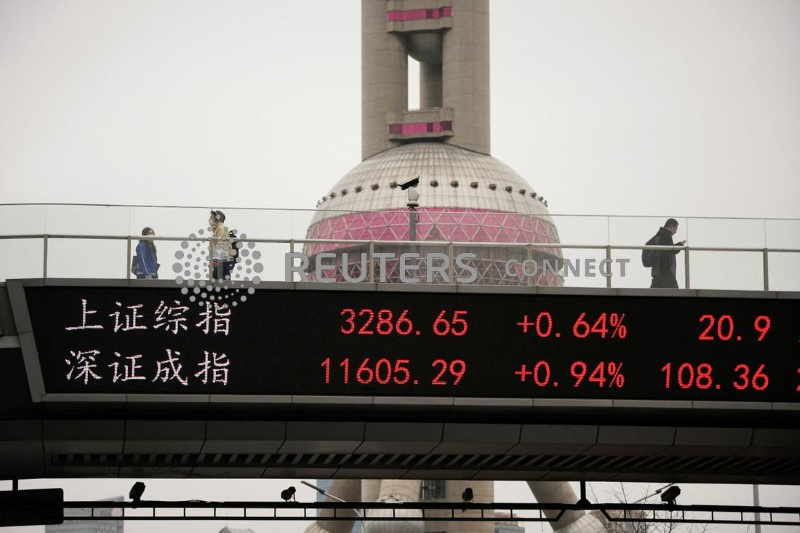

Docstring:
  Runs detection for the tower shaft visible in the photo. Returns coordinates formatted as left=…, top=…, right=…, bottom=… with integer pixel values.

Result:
left=362, top=0, right=491, bottom=160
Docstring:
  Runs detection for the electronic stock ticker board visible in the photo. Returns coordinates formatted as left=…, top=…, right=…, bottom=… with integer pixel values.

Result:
left=19, top=285, right=800, bottom=404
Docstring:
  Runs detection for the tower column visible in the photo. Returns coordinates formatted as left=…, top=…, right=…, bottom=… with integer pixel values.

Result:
left=362, top=0, right=408, bottom=160
left=442, top=0, right=491, bottom=154
left=363, top=0, right=490, bottom=156
left=527, top=481, right=587, bottom=530
left=315, top=479, right=362, bottom=533
left=420, top=62, right=443, bottom=108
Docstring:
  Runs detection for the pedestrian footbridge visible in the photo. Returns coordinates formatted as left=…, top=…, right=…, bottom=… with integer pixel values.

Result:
left=0, top=205, right=798, bottom=484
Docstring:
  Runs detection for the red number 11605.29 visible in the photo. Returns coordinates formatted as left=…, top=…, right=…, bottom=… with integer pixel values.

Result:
left=320, top=357, right=466, bottom=387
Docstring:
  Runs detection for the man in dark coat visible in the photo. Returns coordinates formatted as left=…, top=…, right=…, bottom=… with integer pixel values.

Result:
left=651, top=218, right=686, bottom=288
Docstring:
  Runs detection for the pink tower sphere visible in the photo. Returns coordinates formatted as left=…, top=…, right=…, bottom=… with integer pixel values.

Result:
left=304, top=142, right=563, bottom=286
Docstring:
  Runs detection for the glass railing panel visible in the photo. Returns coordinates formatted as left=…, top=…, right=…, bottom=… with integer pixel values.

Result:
left=45, top=237, right=129, bottom=279
left=765, top=219, right=800, bottom=248
left=0, top=205, right=47, bottom=235
left=761, top=219, right=799, bottom=292
left=209, top=208, right=295, bottom=241
left=129, top=206, right=208, bottom=242
left=606, top=248, right=645, bottom=289
left=688, top=250, right=765, bottom=291
left=560, top=247, right=609, bottom=288
left=368, top=242, right=415, bottom=284
left=766, top=251, right=800, bottom=292
left=290, top=208, right=360, bottom=241
left=450, top=243, right=497, bottom=286
left=238, top=242, right=290, bottom=283
left=0, top=238, right=44, bottom=279
left=548, top=214, right=609, bottom=247
left=410, top=241, right=454, bottom=285
left=685, top=217, right=766, bottom=248
left=289, top=209, right=324, bottom=239
left=44, top=205, right=132, bottom=236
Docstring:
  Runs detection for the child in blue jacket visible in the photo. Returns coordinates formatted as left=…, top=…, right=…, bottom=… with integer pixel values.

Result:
left=134, top=227, right=159, bottom=279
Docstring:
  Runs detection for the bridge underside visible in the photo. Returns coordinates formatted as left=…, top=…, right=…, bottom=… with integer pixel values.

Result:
left=1, top=382, right=798, bottom=484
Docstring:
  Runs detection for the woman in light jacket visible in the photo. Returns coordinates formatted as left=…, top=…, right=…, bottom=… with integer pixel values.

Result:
left=209, top=210, right=232, bottom=280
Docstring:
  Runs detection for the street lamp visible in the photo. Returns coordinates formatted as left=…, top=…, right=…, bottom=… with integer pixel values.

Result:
left=632, top=482, right=678, bottom=504
left=301, top=481, right=366, bottom=533
left=659, top=486, right=681, bottom=506
left=280, top=486, right=296, bottom=502
left=128, top=482, right=145, bottom=503
left=400, top=176, right=420, bottom=241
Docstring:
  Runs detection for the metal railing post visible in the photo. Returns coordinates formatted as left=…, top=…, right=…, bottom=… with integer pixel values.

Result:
left=605, top=245, right=612, bottom=289
left=369, top=241, right=375, bottom=283
left=683, top=245, right=691, bottom=289
left=762, top=248, right=769, bottom=291
left=126, top=236, right=132, bottom=281
left=42, top=235, right=48, bottom=280
left=208, top=235, right=213, bottom=281
left=448, top=241, right=455, bottom=284
left=527, top=245, right=533, bottom=287
left=288, top=239, right=296, bottom=283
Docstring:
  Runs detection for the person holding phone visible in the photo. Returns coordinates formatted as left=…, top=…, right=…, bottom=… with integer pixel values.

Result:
left=650, top=218, right=686, bottom=288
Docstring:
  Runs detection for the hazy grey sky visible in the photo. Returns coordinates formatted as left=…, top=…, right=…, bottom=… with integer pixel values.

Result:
left=1, top=0, right=798, bottom=219
left=1, top=1, right=799, bottom=532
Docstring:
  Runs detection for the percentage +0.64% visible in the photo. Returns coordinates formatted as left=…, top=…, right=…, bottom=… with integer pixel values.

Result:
left=516, top=311, right=628, bottom=339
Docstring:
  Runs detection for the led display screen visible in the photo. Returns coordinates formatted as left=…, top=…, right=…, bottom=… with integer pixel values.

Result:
left=24, top=286, right=800, bottom=402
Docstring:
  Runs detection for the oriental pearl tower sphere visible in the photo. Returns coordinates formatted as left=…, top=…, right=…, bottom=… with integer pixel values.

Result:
left=302, top=2, right=597, bottom=533
left=304, top=1, right=563, bottom=287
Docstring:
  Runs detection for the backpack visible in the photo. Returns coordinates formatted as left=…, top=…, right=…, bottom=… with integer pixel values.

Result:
left=131, top=255, right=142, bottom=276
left=641, top=235, right=658, bottom=267
left=229, top=230, right=240, bottom=261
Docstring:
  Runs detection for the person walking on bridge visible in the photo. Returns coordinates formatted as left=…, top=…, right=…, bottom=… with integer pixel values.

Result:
left=209, top=210, right=232, bottom=281
left=134, top=227, right=159, bottom=279
left=650, top=218, right=686, bottom=288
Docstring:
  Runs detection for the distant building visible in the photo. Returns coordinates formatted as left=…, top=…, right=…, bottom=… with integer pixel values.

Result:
left=314, top=479, right=332, bottom=496
left=493, top=512, right=525, bottom=533
left=45, top=496, right=123, bottom=533
left=494, top=524, right=525, bottom=533
left=312, top=479, right=361, bottom=533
